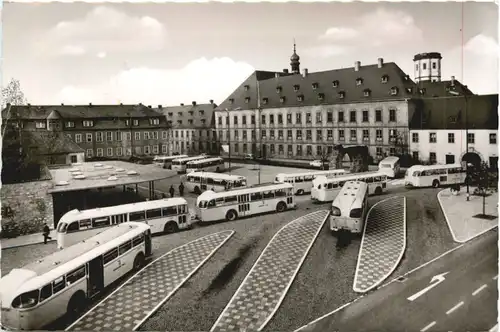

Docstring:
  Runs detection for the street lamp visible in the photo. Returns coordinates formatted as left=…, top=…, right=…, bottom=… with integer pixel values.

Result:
left=449, top=88, right=470, bottom=201
left=224, top=107, right=241, bottom=174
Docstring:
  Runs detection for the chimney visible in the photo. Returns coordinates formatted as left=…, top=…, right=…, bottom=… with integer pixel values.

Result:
left=158, top=105, right=162, bottom=109
left=302, top=68, right=308, bottom=77
left=450, top=76, right=455, bottom=86
left=61, top=103, right=64, bottom=106
left=148, top=105, right=152, bottom=108
left=89, top=103, right=92, bottom=107
left=181, top=103, right=184, bottom=106
left=27, top=103, right=30, bottom=107
left=283, top=69, right=289, bottom=74
left=377, top=58, right=383, bottom=68
left=354, top=61, right=361, bottom=71
left=275, top=73, right=280, bottom=78
left=192, top=101, right=196, bottom=106
left=120, top=103, right=123, bottom=106
left=209, top=99, right=214, bottom=104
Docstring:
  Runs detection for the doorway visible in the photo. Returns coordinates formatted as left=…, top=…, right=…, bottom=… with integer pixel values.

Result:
left=145, top=230, right=152, bottom=256
left=87, top=256, right=104, bottom=298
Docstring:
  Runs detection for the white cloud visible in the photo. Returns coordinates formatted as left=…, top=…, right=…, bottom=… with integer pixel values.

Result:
left=55, top=57, right=255, bottom=105
left=318, top=27, right=359, bottom=41
left=464, top=34, right=499, bottom=56
left=37, top=6, right=167, bottom=57
left=96, top=52, right=107, bottom=59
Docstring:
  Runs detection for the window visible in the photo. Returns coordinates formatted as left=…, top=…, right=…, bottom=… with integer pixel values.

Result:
left=66, top=266, right=86, bottom=285
left=135, top=132, right=141, bottom=140
left=145, top=132, right=150, bottom=140
left=318, top=93, right=325, bottom=101
left=327, top=130, right=333, bottom=140
left=233, top=116, right=238, bottom=125
left=162, top=206, right=178, bottom=216
left=65, top=121, right=75, bottom=128
left=243, top=131, right=248, bottom=140
left=381, top=75, right=389, bottom=83
left=316, top=113, right=322, bottom=123
left=412, top=151, right=419, bottom=161
left=75, top=134, right=82, bottom=143
left=119, top=241, right=132, bottom=255
left=262, top=130, right=267, bottom=139
left=350, top=129, right=356, bottom=141
left=287, top=145, right=293, bottom=155
left=115, top=132, right=122, bottom=141
left=429, top=132, right=437, bottom=143
left=251, top=130, right=256, bottom=139
left=362, top=111, right=368, bottom=122
left=287, top=130, right=292, bottom=140
left=312, top=82, right=319, bottom=89
left=338, top=111, right=344, bottom=122
left=432, top=62, right=437, bottom=69
left=262, top=98, right=268, bottom=105
left=490, top=133, right=497, bottom=144
left=376, top=129, right=383, bottom=141
left=126, top=132, right=131, bottom=140
left=86, top=149, right=93, bottom=157
left=338, top=129, right=345, bottom=140
left=467, top=133, right=475, bottom=144
left=307, top=145, right=312, bottom=155
left=261, top=115, right=266, bottom=125
left=429, top=152, right=436, bottom=164
left=150, top=118, right=160, bottom=125
left=116, top=147, right=123, bottom=156
left=297, top=145, right=302, bottom=156
left=152, top=145, right=159, bottom=154
left=278, top=144, right=283, bottom=154
left=280, top=96, right=286, bottom=103
left=446, top=154, right=455, bottom=164
left=287, top=114, right=292, bottom=124
left=316, top=130, right=322, bottom=141
left=251, top=115, right=255, bottom=124
left=218, top=117, right=222, bottom=125
left=327, top=111, right=333, bottom=123
left=270, top=115, right=274, bottom=124
left=92, top=216, right=110, bottom=228
left=82, top=120, right=94, bottom=127
left=146, top=208, right=162, bottom=219
left=296, top=113, right=302, bottom=124
left=316, top=145, right=322, bottom=155
left=363, top=89, right=371, bottom=97
left=296, top=130, right=302, bottom=140
left=349, top=111, right=356, bottom=123
left=338, top=91, right=345, bottom=99
left=363, top=129, right=369, bottom=141
left=356, top=78, right=363, bottom=86
left=306, top=130, right=312, bottom=140
left=234, top=130, right=239, bottom=139
left=448, top=133, right=455, bottom=143
left=270, top=144, right=274, bottom=154
left=86, top=133, right=93, bottom=142
left=412, top=132, right=419, bottom=143
left=52, top=276, right=66, bottom=294
left=105, top=131, right=112, bottom=141
left=375, top=109, right=382, bottom=122
left=129, top=211, right=145, bottom=221
left=306, top=113, right=311, bottom=124
left=416, top=64, right=419, bottom=71
left=245, top=97, right=250, bottom=104
left=423, top=63, right=427, bottom=70
left=332, top=80, right=339, bottom=87
left=389, top=109, right=396, bottom=122
left=376, top=147, right=383, bottom=156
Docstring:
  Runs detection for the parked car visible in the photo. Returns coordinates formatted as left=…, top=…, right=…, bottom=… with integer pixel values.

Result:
left=245, top=153, right=254, bottom=160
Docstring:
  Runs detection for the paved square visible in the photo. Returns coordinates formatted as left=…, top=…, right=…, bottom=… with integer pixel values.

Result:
left=67, top=230, right=234, bottom=331
left=211, top=210, right=329, bottom=332
left=353, top=196, right=406, bottom=293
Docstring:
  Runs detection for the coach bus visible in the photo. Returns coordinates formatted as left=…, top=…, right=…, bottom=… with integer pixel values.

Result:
left=311, top=171, right=387, bottom=202
left=185, top=172, right=247, bottom=194
left=185, top=157, right=226, bottom=174
left=153, top=155, right=188, bottom=169
left=171, top=155, right=208, bottom=173
left=56, top=198, right=190, bottom=249
left=195, top=182, right=295, bottom=223
left=330, top=181, right=369, bottom=234
left=274, top=169, right=348, bottom=195
left=0, top=222, right=152, bottom=331
left=404, top=164, right=466, bottom=188
left=378, top=156, right=401, bottom=179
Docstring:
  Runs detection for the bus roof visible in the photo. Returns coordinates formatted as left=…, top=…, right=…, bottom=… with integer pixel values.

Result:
left=186, top=172, right=245, bottom=181
left=314, top=171, right=387, bottom=184
left=332, top=181, right=368, bottom=212
left=154, top=155, right=187, bottom=161
left=60, top=197, right=188, bottom=223
left=408, top=163, right=462, bottom=171
left=276, top=169, right=347, bottom=178
left=173, top=155, right=206, bottom=162
left=187, top=157, right=223, bottom=165
left=197, top=182, right=292, bottom=201
left=379, top=156, right=399, bottom=163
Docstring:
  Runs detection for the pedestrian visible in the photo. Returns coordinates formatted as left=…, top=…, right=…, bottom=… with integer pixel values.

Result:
left=179, top=182, right=185, bottom=196
left=169, top=185, right=175, bottom=198
left=42, top=223, right=52, bottom=244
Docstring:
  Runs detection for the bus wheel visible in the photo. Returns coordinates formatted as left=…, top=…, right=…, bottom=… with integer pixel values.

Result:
left=276, top=202, right=287, bottom=212
left=194, top=186, right=201, bottom=195
left=226, top=209, right=238, bottom=221
left=375, top=187, right=382, bottom=195
left=67, top=291, right=86, bottom=318
left=133, top=252, right=145, bottom=271
left=297, top=189, right=304, bottom=195
left=164, top=221, right=179, bottom=234
left=432, top=180, right=440, bottom=188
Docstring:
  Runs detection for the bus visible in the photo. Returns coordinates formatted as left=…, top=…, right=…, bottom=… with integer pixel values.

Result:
left=404, top=164, right=466, bottom=188
left=185, top=157, right=226, bottom=174
left=311, top=171, right=387, bottom=202
left=378, top=156, right=401, bottom=178
left=274, top=169, right=349, bottom=195
left=330, top=181, right=369, bottom=234
left=56, top=198, right=191, bottom=249
left=185, top=172, right=247, bottom=194
left=195, top=183, right=295, bottom=223
left=0, top=222, right=152, bottom=331
left=153, top=155, right=188, bottom=169
left=171, top=155, right=208, bottom=173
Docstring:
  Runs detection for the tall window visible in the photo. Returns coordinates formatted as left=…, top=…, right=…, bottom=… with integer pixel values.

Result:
left=467, top=133, right=475, bottom=144
left=412, top=132, right=419, bottom=143
left=362, top=111, right=368, bottom=122
left=261, top=114, right=266, bottom=125
left=490, top=133, right=497, bottom=144
left=389, top=109, right=396, bottom=122
left=429, top=132, right=437, bottom=143
left=349, top=111, right=356, bottom=123
left=338, top=111, right=344, bottom=122
left=375, top=110, right=382, bottom=122
left=327, top=111, right=333, bottom=123
left=338, top=129, right=345, bottom=140
left=448, top=133, right=455, bottom=143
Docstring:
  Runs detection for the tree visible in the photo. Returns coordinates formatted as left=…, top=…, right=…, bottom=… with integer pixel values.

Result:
left=472, top=161, right=491, bottom=217
left=2, top=78, right=27, bottom=110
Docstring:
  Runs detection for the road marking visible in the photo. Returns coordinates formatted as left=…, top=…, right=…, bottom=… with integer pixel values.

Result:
left=472, top=284, right=488, bottom=296
left=493, top=275, right=498, bottom=280
left=420, top=321, right=436, bottom=332
left=407, top=272, right=449, bottom=302
left=446, top=301, right=464, bottom=315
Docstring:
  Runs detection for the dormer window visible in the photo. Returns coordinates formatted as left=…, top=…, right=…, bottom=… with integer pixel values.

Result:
left=262, top=97, right=269, bottom=105
left=167, top=120, right=172, bottom=125
left=332, top=80, right=339, bottom=88
left=406, top=87, right=413, bottom=94
left=36, top=121, right=47, bottom=129
left=188, top=119, right=193, bottom=124
left=363, top=89, right=371, bottom=97
left=245, top=97, right=250, bottom=104
left=244, top=85, right=250, bottom=91
left=276, top=86, right=282, bottom=94
left=404, top=75, right=410, bottom=81
left=381, top=75, right=389, bottom=83
left=189, top=111, right=194, bottom=115
left=82, top=120, right=94, bottom=127
left=390, top=87, right=399, bottom=96
left=280, top=96, right=286, bottom=103
left=312, top=82, right=319, bottom=90
left=168, top=112, right=173, bottom=116
left=318, top=93, right=325, bottom=101
left=229, top=98, right=234, bottom=104
left=150, top=118, right=160, bottom=125
left=293, top=84, right=300, bottom=92
left=297, top=95, right=304, bottom=102
left=201, top=119, right=206, bottom=124
left=178, top=112, right=183, bottom=116
left=65, top=121, right=75, bottom=128
left=338, top=91, right=345, bottom=99
left=177, top=120, right=182, bottom=124
left=199, top=110, right=204, bottom=115
left=419, top=88, right=426, bottom=95
left=356, top=78, right=363, bottom=86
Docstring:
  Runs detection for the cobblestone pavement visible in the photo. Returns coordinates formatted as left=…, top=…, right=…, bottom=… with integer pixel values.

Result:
left=67, top=230, right=234, bottom=331
left=353, top=196, right=406, bottom=293
left=210, top=210, right=329, bottom=332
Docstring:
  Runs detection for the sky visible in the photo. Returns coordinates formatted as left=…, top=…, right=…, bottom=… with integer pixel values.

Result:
left=3, top=2, right=498, bottom=106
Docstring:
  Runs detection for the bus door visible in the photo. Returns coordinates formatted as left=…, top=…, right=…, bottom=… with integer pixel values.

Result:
left=438, top=169, right=448, bottom=184
left=237, top=194, right=250, bottom=217
left=144, top=230, right=152, bottom=256
left=87, top=256, right=104, bottom=298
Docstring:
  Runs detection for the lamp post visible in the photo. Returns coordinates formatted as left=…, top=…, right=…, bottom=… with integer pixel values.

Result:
left=224, top=107, right=241, bottom=174
left=449, top=87, right=470, bottom=201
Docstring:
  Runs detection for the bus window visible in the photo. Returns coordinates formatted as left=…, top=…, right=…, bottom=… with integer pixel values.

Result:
left=39, top=284, right=52, bottom=302
left=224, top=196, right=237, bottom=203
left=338, top=181, right=345, bottom=187
left=215, top=198, right=225, bottom=206
left=198, top=201, right=208, bottom=208
left=66, top=266, right=86, bottom=285
left=12, top=290, right=39, bottom=309
left=56, top=222, right=67, bottom=233
left=103, top=248, right=118, bottom=265
left=305, top=175, right=314, bottom=182
left=178, top=205, right=187, bottom=214
left=119, top=241, right=132, bottom=255
left=263, top=191, right=275, bottom=199
left=275, top=189, right=286, bottom=197
left=413, top=171, right=420, bottom=177
left=146, top=208, right=162, bottom=219
left=207, top=178, right=215, bottom=185
left=92, top=217, right=110, bottom=228
left=162, top=206, right=177, bottom=216
left=326, top=183, right=333, bottom=189
left=129, top=211, right=145, bottom=221
left=295, top=176, right=304, bottom=183
left=67, top=222, right=80, bottom=233
left=250, top=192, right=263, bottom=201
left=52, top=276, right=66, bottom=294
left=208, top=200, right=216, bottom=208
left=132, top=234, right=144, bottom=247
left=366, top=177, right=374, bottom=183
left=374, top=176, right=381, bottom=182
left=79, top=219, right=91, bottom=229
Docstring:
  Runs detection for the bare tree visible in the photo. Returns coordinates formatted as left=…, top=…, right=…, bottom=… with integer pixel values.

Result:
left=2, top=78, right=27, bottom=109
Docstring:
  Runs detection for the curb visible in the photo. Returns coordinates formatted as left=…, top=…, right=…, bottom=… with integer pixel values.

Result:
left=1, top=237, right=56, bottom=250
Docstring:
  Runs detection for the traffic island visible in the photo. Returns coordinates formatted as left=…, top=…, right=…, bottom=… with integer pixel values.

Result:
left=353, top=196, right=406, bottom=293
left=438, top=188, right=498, bottom=243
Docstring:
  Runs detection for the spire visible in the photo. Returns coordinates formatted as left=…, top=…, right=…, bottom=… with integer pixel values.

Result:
left=290, top=38, right=300, bottom=74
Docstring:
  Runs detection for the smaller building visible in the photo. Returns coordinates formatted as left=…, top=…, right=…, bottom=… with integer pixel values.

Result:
left=23, top=131, right=85, bottom=165
left=409, top=94, right=498, bottom=168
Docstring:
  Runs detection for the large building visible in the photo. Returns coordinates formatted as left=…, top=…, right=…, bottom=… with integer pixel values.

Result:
left=214, top=46, right=494, bottom=165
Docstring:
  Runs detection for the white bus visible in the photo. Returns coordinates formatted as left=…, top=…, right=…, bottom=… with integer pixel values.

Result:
left=185, top=172, right=247, bottom=194
left=378, top=156, right=401, bottom=178
left=330, top=181, right=369, bottom=234
left=195, top=183, right=295, bottom=223
left=274, top=169, right=349, bottom=195
left=186, top=157, right=226, bottom=174
left=404, top=164, right=466, bottom=188
left=153, top=155, right=188, bottom=169
left=311, top=171, right=387, bottom=202
left=56, top=198, right=191, bottom=249
left=171, top=155, right=208, bottom=173
left=0, top=222, right=152, bottom=331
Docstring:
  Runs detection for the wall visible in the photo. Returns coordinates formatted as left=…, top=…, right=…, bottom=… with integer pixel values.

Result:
left=1, top=180, right=54, bottom=237
left=409, top=129, right=498, bottom=165
left=66, top=152, right=85, bottom=164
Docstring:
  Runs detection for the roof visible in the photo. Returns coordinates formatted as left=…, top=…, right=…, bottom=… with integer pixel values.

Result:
left=409, top=94, right=498, bottom=130
left=408, top=163, right=463, bottom=171
left=23, top=131, right=84, bottom=155
left=317, top=171, right=387, bottom=184
left=48, top=161, right=177, bottom=193
left=186, top=171, right=246, bottom=181
left=2, top=103, right=163, bottom=120
left=197, top=182, right=293, bottom=202
left=413, top=52, right=443, bottom=61
left=276, top=169, right=348, bottom=179
left=333, top=181, right=368, bottom=213
left=187, top=157, right=223, bottom=165
left=415, top=80, right=474, bottom=98
left=156, top=102, right=216, bottom=129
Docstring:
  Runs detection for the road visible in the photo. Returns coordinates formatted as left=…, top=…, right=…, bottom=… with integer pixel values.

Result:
left=300, top=230, right=498, bottom=332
